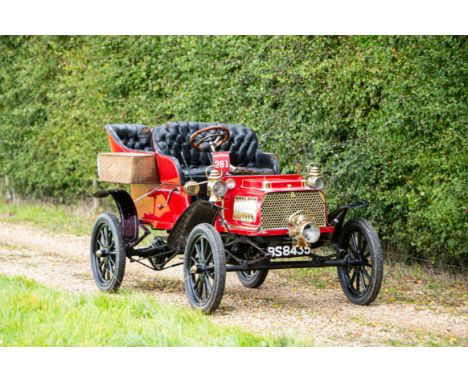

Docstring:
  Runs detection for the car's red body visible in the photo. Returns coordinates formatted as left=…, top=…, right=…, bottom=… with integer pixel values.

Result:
left=106, top=127, right=334, bottom=237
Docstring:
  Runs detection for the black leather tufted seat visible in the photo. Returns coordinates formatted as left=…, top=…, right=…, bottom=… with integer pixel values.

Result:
left=153, top=122, right=279, bottom=182
left=106, top=124, right=153, bottom=152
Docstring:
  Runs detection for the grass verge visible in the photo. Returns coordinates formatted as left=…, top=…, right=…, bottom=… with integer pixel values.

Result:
left=0, top=274, right=306, bottom=346
left=0, top=198, right=95, bottom=236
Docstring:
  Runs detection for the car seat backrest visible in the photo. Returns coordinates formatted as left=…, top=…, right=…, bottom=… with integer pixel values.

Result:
left=152, top=122, right=259, bottom=167
left=106, top=124, right=153, bottom=152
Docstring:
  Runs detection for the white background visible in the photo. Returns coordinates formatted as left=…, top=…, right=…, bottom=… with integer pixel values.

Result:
left=1, top=0, right=467, bottom=34
left=0, top=1, right=466, bottom=381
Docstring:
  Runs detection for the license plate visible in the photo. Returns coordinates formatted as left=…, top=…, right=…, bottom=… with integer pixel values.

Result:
left=267, top=245, right=312, bottom=258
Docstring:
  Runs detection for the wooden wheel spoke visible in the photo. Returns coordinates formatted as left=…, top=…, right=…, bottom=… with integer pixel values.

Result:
left=362, top=266, right=372, bottom=281
left=108, top=256, right=115, bottom=271
left=202, top=278, right=208, bottom=301
left=359, top=269, right=367, bottom=290
left=193, top=275, right=201, bottom=290
left=199, top=239, right=205, bottom=261
left=356, top=232, right=361, bottom=252
left=206, top=270, right=215, bottom=280
left=103, top=226, right=109, bottom=246
left=99, top=259, right=106, bottom=273
left=350, top=268, right=357, bottom=285
left=197, top=276, right=204, bottom=296
left=105, top=260, right=111, bottom=279
left=97, top=237, right=105, bottom=249
left=360, top=239, right=367, bottom=254
left=204, top=277, right=213, bottom=295
left=194, top=243, right=202, bottom=259
left=99, top=231, right=106, bottom=247
left=351, top=232, right=359, bottom=253
left=203, top=239, right=210, bottom=258
left=102, top=263, right=108, bottom=280
left=205, top=251, right=213, bottom=264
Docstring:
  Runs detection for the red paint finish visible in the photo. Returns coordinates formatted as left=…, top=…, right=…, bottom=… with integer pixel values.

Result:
left=215, top=174, right=332, bottom=236
left=155, top=153, right=183, bottom=185
left=106, top=128, right=333, bottom=237
left=142, top=186, right=190, bottom=230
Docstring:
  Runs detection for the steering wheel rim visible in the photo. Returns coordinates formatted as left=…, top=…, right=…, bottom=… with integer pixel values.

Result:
left=189, top=126, right=230, bottom=152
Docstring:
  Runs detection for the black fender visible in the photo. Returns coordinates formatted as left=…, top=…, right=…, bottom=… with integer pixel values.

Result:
left=93, top=189, right=139, bottom=244
left=328, top=200, right=368, bottom=242
left=167, top=200, right=221, bottom=253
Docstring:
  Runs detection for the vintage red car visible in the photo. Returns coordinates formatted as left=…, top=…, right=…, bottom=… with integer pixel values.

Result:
left=90, top=122, right=383, bottom=313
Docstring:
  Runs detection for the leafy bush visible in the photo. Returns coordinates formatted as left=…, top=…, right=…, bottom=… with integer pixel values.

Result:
left=0, top=36, right=466, bottom=266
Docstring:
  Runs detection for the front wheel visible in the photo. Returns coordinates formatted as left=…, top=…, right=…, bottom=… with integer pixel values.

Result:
left=90, top=212, right=126, bottom=292
left=183, top=223, right=226, bottom=314
left=336, top=218, right=383, bottom=305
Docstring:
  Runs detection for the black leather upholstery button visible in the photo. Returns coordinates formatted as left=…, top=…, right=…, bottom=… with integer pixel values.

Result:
left=152, top=121, right=280, bottom=182
left=106, top=124, right=153, bottom=152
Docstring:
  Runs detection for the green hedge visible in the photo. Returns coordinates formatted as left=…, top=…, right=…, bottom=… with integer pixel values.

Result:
left=0, top=36, right=466, bottom=266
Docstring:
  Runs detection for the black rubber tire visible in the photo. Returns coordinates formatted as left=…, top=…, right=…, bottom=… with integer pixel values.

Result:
left=236, top=269, right=269, bottom=288
left=183, top=223, right=226, bottom=314
left=90, top=212, right=126, bottom=292
left=336, top=218, right=383, bottom=305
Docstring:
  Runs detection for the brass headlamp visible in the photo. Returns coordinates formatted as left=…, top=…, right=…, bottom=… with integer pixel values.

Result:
left=206, top=167, right=227, bottom=202
left=183, top=166, right=230, bottom=202
left=306, top=162, right=326, bottom=191
left=288, top=210, right=321, bottom=247
left=184, top=181, right=200, bottom=196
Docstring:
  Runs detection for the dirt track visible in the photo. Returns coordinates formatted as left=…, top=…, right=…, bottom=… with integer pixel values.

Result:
left=0, top=221, right=466, bottom=346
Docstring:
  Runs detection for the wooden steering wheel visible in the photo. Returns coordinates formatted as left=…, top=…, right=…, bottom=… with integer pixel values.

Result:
left=189, top=126, right=230, bottom=152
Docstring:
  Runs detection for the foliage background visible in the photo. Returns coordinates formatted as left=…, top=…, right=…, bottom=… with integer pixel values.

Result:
left=0, top=36, right=466, bottom=266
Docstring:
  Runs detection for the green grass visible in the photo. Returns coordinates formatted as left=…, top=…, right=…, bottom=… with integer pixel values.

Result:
left=0, top=274, right=306, bottom=346
left=0, top=201, right=304, bottom=346
left=0, top=199, right=95, bottom=235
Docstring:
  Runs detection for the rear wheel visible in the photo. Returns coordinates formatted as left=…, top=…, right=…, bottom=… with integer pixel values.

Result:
left=236, top=269, right=269, bottom=288
left=336, top=218, right=383, bottom=305
left=183, top=224, right=226, bottom=314
left=90, top=213, right=126, bottom=292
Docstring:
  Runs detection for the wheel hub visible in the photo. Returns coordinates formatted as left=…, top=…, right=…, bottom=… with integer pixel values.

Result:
left=96, top=249, right=110, bottom=258
left=191, top=264, right=210, bottom=274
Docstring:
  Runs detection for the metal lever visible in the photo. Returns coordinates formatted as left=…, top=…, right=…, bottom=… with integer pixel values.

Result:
left=158, top=187, right=180, bottom=209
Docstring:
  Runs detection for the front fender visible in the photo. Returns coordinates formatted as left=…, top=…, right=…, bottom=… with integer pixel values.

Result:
left=167, top=200, right=221, bottom=253
left=328, top=200, right=368, bottom=241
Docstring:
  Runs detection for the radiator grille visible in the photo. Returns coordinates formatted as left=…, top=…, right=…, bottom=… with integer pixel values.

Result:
left=260, top=191, right=326, bottom=230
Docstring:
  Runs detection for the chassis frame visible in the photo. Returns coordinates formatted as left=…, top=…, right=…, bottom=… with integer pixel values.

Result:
left=95, top=191, right=367, bottom=273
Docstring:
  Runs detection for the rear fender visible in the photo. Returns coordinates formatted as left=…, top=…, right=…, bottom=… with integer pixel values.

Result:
left=93, top=189, right=139, bottom=244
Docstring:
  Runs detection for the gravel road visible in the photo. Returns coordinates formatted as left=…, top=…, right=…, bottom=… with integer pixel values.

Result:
left=0, top=221, right=466, bottom=346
